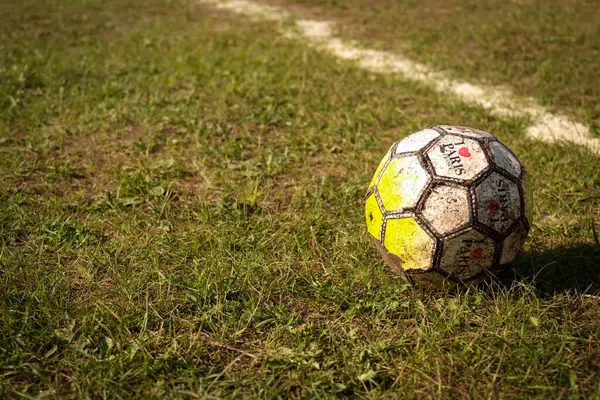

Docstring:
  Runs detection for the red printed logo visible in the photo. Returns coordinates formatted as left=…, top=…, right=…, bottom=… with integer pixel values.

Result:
left=471, top=248, right=484, bottom=259
left=458, top=147, right=471, bottom=158
left=489, top=199, right=501, bottom=215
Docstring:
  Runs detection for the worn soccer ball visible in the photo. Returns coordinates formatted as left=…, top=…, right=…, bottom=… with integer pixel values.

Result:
left=365, top=125, right=532, bottom=289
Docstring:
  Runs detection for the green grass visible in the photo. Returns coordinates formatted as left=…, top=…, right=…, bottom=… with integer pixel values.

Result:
left=1, top=0, right=600, bottom=398
left=264, top=0, right=600, bottom=131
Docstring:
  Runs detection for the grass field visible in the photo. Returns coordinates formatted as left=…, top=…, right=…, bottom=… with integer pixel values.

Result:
left=263, top=0, right=600, bottom=134
left=1, top=0, right=600, bottom=398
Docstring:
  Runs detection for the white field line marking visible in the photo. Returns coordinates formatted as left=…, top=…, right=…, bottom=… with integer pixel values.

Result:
left=201, top=0, right=600, bottom=155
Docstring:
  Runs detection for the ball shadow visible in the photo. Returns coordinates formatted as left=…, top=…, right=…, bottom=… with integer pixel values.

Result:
left=504, top=243, right=600, bottom=296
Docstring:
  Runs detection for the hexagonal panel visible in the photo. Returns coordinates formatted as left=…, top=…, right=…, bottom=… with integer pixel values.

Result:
left=475, top=172, right=521, bottom=234
left=406, top=270, right=457, bottom=290
left=427, top=135, right=488, bottom=180
left=500, top=223, right=529, bottom=264
left=490, top=141, right=521, bottom=178
left=368, top=145, right=393, bottom=190
left=377, top=156, right=429, bottom=212
left=393, top=129, right=440, bottom=155
left=438, top=125, right=494, bottom=139
left=383, top=217, right=434, bottom=271
left=365, top=192, right=384, bottom=241
left=440, top=228, right=496, bottom=279
left=421, top=184, right=470, bottom=235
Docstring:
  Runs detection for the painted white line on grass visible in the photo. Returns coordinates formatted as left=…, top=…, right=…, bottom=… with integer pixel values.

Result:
left=202, top=0, right=600, bottom=155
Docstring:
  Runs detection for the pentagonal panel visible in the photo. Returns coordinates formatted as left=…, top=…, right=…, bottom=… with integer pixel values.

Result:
left=368, top=145, right=393, bottom=190
left=427, top=135, right=488, bottom=180
left=407, top=270, right=457, bottom=290
left=475, top=172, right=521, bottom=234
left=500, top=223, right=529, bottom=264
left=438, top=125, right=494, bottom=139
left=377, top=156, right=429, bottom=212
left=365, top=192, right=384, bottom=241
left=393, top=129, right=440, bottom=155
left=420, top=185, right=470, bottom=235
left=490, top=141, right=521, bottom=179
left=440, top=228, right=496, bottom=279
left=383, top=217, right=434, bottom=271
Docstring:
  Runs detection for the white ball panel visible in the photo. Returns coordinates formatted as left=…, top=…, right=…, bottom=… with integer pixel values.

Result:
left=421, top=185, right=470, bottom=235
left=440, top=229, right=496, bottom=279
left=439, top=125, right=494, bottom=139
left=475, top=172, right=521, bottom=234
left=490, top=141, right=521, bottom=178
left=500, top=224, right=528, bottom=264
left=394, top=129, right=440, bottom=155
left=427, top=135, right=488, bottom=180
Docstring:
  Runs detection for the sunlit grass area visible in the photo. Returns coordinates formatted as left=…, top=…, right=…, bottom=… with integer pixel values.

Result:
left=1, top=0, right=599, bottom=397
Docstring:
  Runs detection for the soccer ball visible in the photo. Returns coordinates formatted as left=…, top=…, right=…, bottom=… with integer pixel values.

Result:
left=365, top=125, right=532, bottom=289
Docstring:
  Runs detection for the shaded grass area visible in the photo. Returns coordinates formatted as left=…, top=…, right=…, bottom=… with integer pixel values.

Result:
left=264, top=0, right=600, bottom=132
left=1, top=0, right=600, bottom=397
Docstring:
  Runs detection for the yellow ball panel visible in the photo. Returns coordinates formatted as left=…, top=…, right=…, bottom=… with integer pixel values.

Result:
left=368, top=148, right=392, bottom=190
left=377, top=156, right=429, bottom=212
left=365, top=193, right=384, bottom=241
left=383, top=217, right=434, bottom=270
